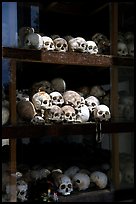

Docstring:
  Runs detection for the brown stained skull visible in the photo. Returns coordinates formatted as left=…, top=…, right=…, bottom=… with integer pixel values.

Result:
left=47, top=105, right=64, bottom=122
left=61, top=105, right=76, bottom=122
left=63, top=90, right=82, bottom=109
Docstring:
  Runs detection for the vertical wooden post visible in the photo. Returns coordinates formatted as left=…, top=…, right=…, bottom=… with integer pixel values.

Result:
left=9, top=59, right=17, bottom=202
left=110, top=2, right=120, bottom=190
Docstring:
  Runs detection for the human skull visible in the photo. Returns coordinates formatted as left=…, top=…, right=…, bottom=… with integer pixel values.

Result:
left=90, top=171, right=108, bottom=189
left=52, top=171, right=73, bottom=196
left=117, top=41, right=128, bottom=56
left=50, top=91, right=64, bottom=106
left=76, top=104, right=90, bottom=122
left=72, top=172, right=90, bottom=191
left=64, top=166, right=80, bottom=179
left=18, top=26, right=34, bottom=48
left=42, top=36, right=55, bottom=51
left=32, top=91, right=52, bottom=111
left=30, top=168, right=51, bottom=180
left=51, top=78, right=66, bottom=93
left=2, top=105, right=10, bottom=125
left=127, top=41, right=134, bottom=57
left=17, top=179, right=28, bottom=202
left=92, top=33, right=110, bottom=54
left=47, top=105, right=64, bottom=122
left=61, top=105, right=77, bottom=122
left=68, top=37, right=87, bottom=53
left=85, top=96, right=100, bottom=113
left=53, top=37, right=68, bottom=52
left=86, top=41, right=98, bottom=54
left=31, top=115, right=45, bottom=125
left=93, top=104, right=111, bottom=121
left=89, top=86, right=106, bottom=100
left=24, top=33, right=43, bottom=50
left=63, top=90, right=82, bottom=109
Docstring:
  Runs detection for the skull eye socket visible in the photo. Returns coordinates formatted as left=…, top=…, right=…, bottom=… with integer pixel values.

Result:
left=63, top=44, right=67, bottom=48
left=72, top=113, right=75, bottom=117
left=66, top=113, right=70, bottom=117
left=92, top=102, right=96, bottom=107
left=89, top=46, right=93, bottom=49
left=68, top=184, right=72, bottom=188
left=82, top=43, right=85, bottom=47
left=54, top=113, right=59, bottom=117
left=76, top=179, right=80, bottom=183
left=57, top=43, right=61, bottom=48
left=59, top=96, right=62, bottom=99
left=60, top=184, right=66, bottom=189
left=53, top=96, right=57, bottom=100
left=45, top=42, right=49, bottom=46
left=98, top=111, right=103, bottom=115
left=105, top=111, right=109, bottom=115
left=43, top=100, right=48, bottom=104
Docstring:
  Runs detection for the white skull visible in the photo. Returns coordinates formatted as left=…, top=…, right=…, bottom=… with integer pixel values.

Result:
left=77, top=104, right=90, bottom=122
left=51, top=78, right=66, bottom=93
left=2, top=106, right=10, bottom=125
left=85, top=96, right=100, bottom=113
left=61, top=105, right=76, bottom=122
left=32, top=91, right=52, bottom=111
left=90, top=171, right=108, bottom=189
left=53, top=37, right=68, bottom=52
left=52, top=171, right=73, bottom=196
left=86, top=41, right=98, bottom=54
left=63, top=90, right=82, bottom=108
left=127, top=41, right=134, bottom=57
left=64, top=166, right=80, bottom=179
left=42, top=36, right=55, bottom=51
left=50, top=91, right=64, bottom=106
left=117, top=41, right=128, bottom=56
left=31, top=115, right=45, bottom=125
left=68, top=37, right=87, bottom=52
left=48, top=105, right=64, bottom=122
left=93, top=104, right=111, bottom=121
left=24, top=33, right=43, bottom=50
left=17, top=179, right=28, bottom=202
left=72, top=172, right=90, bottom=191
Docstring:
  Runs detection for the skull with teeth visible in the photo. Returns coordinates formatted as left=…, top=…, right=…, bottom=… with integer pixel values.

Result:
left=50, top=91, right=64, bottom=106
left=24, top=33, right=43, bottom=50
left=93, top=104, right=111, bottom=121
left=48, top=105, right=64, bottom=122
left=86, top=40, right=98, bottom=54
left=117, top=41, right=128, bottom=56
left=85, top=96, right=100, bottom=114
left=61, top=105, right=76, bottom=122
left=42, top=36, right=55, bottom=51
left=68, top=37, right=87, bottom=53
left=53, top=37, right=68, bottom=52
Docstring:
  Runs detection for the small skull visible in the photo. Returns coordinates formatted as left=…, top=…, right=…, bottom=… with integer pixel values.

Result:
left=86, top=40, right=98, bottom=54
left=48, top=105, right=64, bottom=122
left=68, top=37, right=87, bottom=53
left=72, top=172, right=90, bottom=191
left=63, top=90, right=82, bottom=109
left=24, top=33, right=43, bottom=50
left=90, top=171, right=108, bottom=189
left=50, top=91, right=64, bottom=106
left=93, top=104, right=111, bottom=121
left=85, top=96, right=100, bottom=113
left=62, top=105, right=76, bottom=122
left=42, top=36, right=55, bottom=51
left=52, top=171, right=73, bottom=196
left=117, top=41, right=128, bottom=56
left=53, top=37, right=68, bottom=52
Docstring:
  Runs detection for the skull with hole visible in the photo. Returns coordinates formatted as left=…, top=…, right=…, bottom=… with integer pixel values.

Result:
left=117, top=41, right=128, bottom=56
left=53, top=37, right=68, bottom=52
left=63, top=90, right=82, bottom=109
left=50, top=91, right=64, bottom=107
left=61, top=105, right=77, bottom=122
left=68, top=37, right=87, bottom=53
left=42, top=36, right=55, bottom=51
left=18, top=26, right=34, bottom=48
left=85, top=96, right=100, bottom=114
left=86, top=40, right=98, bottom=54
left=32, top=91, right=52, bottom=117
left=90, top=171, right=108, bottom=189
left=24, top=33, right=43, bottom=50
left=72, top=172, right=90, bottom=191
left=52, top=170, right=73, bottom=196
left=47, top=105, right=64, bottom=122
left=93, top=104, right=111, bottom=121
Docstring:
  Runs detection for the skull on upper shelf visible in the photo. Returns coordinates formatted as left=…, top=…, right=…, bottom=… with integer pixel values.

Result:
left=24, top=33, right=43, bottom=50
left=117, top=41, right=128, bottom=56
left=86, top=41, right=98, bottom=54
left=53, top=37, right=68, bottom=52
left=42, top=36, right=55, bottom=51
left=68, top=37, right=87, bottom=53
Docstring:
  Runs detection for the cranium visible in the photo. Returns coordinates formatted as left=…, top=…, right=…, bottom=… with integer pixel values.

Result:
left=64, top=166, right=80, bottom=179
left=16, top=89, right=29, bottom=103
left=76, top=104, right=90, bottom=122
left=93, top=104, right=111, bottom=121
left=51, top=78, right=66, bottom=93
left=117, top=41, right=128, bottom=56
left=72, top=172, right=90, bottom=191
left=52, top=171, right=73, bottom=196
left=2, top=105, right=10, bottom=125
left=68, top=37, right=87, bottom=53
left=47, top=105, right=64, bottom=122
left=90, top=171, right=108, bottom=189
left=42, top=36, right=55, bottom=51
left=92, top=33, right=110, bottom=54
left=63, top=90, right=82, bottom=109
left=61, top=105, right=76, bottom=122
left=18, top=26, right=34, bottom=48
left=50, top=91, right=64, bottom=106
left=86, top=40, right=98, bottom=54
left=53, top=37, right=68, bottom=52
left=24, top=33, right=43, bottom=50
left=85, top=96, right=100, bottom=113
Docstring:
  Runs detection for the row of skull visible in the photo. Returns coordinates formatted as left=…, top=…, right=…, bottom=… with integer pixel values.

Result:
left=18, top=27, right=134, bottom=56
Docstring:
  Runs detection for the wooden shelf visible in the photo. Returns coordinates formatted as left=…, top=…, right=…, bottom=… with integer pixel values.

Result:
left=2, top=121, right=134, bottom=139
left=2, top=47, right=134, bottom=67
